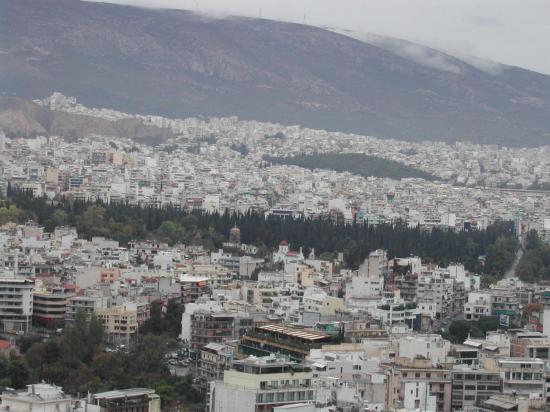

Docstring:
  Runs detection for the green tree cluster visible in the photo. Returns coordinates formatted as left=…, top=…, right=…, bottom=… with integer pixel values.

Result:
left=140, top=300, right=183, bottom=337
left=264, top=152, right=436, bottom=181
left=0, top=357, right=30, bottom=389
left=517, top=230, right=550, bottom=282
left=446, top=317, right=500, bottom=343
left=483, top=236, right=519, bottom=276
left=19, top=314, right=201, bottom=408
left=7, top=189, right=517, bottom=271
left=0, top=204, right=21, bottom=225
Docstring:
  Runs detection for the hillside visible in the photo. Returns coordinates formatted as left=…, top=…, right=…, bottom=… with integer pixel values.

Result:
left=0, top=97, right=174, bottom=143
left=2, top=0, right=550, bottom=146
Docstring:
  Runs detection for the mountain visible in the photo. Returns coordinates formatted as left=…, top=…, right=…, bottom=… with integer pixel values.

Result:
left=2, top=0, right=550, bottom=146
left=0, top=97, right=174, bottom=143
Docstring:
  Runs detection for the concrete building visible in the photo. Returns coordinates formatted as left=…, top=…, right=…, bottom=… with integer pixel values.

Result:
left=0, top=277, right=34, bottom=333
left=180, top=275, right=210, bottom=304
left=198, top=342, right=234, bottom=388
left=451, top=367, right=502, bottom=410
left=509, top=332, right=550, bottom=361
left=464, top=292, right=492, bottom=321
left=209, top=355, right=315, bottom=412
left=385, top=357, right=452, bottom=412
left=360, top=249, right=388, bottom=279
left=86, top=388, right=160, bottom=412
left=490, top=289, right=520, bottom=319
left=472, top=394, right=547, bottom=412
left=398, top=334, right=451, bottom=366
left=190, top=310, right=252, bottom=353
left=372, top=301, right=421, bottom=330
left=66, top=292, right=110, bottom=323
left=494, top=358, right=546, bottom=397
left=302, top=287, right=344, bottom=317
left=0, top=383, right=72, bottom=412
left=240, top=324, right=332, bottom=362
left=97, top=304, right=138, bottom=346
left=32, top=285, right=75, bottom=328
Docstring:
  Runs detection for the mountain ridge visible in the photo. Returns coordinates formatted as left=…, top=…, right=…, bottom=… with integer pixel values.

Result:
left=1, top=0, right=550, bottom=146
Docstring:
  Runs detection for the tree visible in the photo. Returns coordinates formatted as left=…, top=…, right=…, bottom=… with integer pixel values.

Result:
left=52, top=209, right=68, bottom=227
left=157, top=221, right=184, bottom=245
left=7, top=360, right=29, bottom=388
left=80, top=205, right=106, bottom=236
left=477, top=316, right=499, bottom=334
left=63, top=308, right=88, bottom=361
left=164, top=300, right=183, bottom=337
left=484, top=236, right=519, bottom=276
left=448, top=320, right=473, bottom=343
left=87, top=314, right=104, bottom=360
left=0, top=205, right=20, bottom=225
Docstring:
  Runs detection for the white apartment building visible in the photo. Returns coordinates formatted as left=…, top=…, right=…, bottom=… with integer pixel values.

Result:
left=0, top=383, right=72, bottom=412
left=464, top=292, right=492, bottom=321
left=209, top=355, right=315, bottom=412
left=398, top=334, right=451, bottom=366
left=302, top=287, right=344, bottom=317
left=65, top=292, right=110, bottom=323
left=0, top=277, right=34, bottom=333
left=495, top=358, right=546, bottom=397
left=403, top=381, right=437, bottom=412
left=358, top=249, right=388, bottom=278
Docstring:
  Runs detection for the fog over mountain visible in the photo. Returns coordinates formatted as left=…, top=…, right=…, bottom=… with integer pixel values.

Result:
left=86, top=0, right=550, bottom=76
left=2, top=0, right=550, bottom=146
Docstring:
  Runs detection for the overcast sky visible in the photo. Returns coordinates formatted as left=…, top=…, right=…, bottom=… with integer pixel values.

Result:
left=88, top=0, right=550, bottom=75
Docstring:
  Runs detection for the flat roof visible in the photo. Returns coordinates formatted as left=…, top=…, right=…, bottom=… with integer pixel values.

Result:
left=483, top=395, right=517, bottom=411
left=257, top=324, right=330, bottom=341
left=93, top=388, right=155, bottom=400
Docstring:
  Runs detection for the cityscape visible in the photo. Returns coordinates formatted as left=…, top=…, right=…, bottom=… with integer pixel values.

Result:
left=1, top=1, right=550, bottom=412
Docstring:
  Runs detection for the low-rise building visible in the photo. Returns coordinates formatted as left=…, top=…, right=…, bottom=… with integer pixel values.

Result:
left=239, top=324, right=333, bottom=362
left=33, top=285, right=75, bottom=328
left=199, top=343, right=234, bottom=388
left=190, top=310, right=252, bottom=352
left=494, top=358, right=546, bottom=397
left=97, top=304, right=138, bottom=346
left=0, top=384, right=72, bottom=412
left=464, top=292, right=492, bottom=321
left=209, top=355, right=315, bottom=412
left=0, top=277, right=34, bottom=333
left=451, top=367, right=502, bottom=410
left=385, top=357, right=452, bottom=412
left=66, top=292, right=110, bottom=322
left=180, top=275, right=210, bottom=304
left=86, top=388, right=160, bottom=412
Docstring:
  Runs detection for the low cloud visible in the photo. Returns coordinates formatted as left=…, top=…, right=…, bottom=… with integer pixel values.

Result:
left=84, top=0, right=550, bottom=75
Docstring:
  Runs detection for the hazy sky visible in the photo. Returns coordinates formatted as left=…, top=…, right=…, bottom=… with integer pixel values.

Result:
left=88, top=0, right=550, bottom=74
